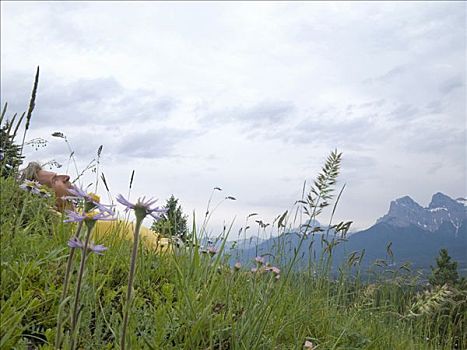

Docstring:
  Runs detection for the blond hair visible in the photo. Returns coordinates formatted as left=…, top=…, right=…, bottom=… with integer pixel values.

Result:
left=20, top=162, right=43, bottom=182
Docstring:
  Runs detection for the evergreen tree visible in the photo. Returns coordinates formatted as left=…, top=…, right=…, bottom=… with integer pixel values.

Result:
left=1, top=119, right=24, bottom=178
left=151, top=195, right=188, bottom=242
left=429, top=248, right=459, bottom=286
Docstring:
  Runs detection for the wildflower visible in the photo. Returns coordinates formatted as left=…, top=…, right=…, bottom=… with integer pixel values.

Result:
left=116, top=194, right=167, bottom=221
left=20, top=180, right=51, bottom=198
left=64, top=209, right=115, bottom=224
left=304, top=340, right=315, bottom=349
left=255, top=256, right=265, bottom=265
left=66, top=186, right=114, bottom=214
left=66, top=208, right=113, bottom=349
left=266, top=266, right=281, bottom=275
left=207, top=246, right=218, bottom=256
left=251, top=267, right=258, bottom=273
left=117, top=192, right=167, bottom=350
left=67, top=237, right=108, bottom=255
left=20, top=179, right=41, bottom=193
left=275, top=274, right=280, bottom=280
left=234, top=262, right=242, bottom=271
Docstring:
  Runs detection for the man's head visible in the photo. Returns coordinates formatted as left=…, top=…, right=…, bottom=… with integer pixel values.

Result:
left=21, top=162, right=73, bottom=211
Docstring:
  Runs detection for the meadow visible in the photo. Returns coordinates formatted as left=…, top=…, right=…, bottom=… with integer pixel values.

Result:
left=1, top=162, right=466, bottom=349
left=1, top=74, right=466, bottom=349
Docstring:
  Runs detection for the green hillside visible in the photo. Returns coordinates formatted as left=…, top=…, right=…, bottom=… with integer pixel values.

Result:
left=1, top=173, right=466, bottom=349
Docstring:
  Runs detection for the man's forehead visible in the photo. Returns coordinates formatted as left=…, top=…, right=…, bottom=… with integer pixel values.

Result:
left=39, top=170, right=56, bottom=176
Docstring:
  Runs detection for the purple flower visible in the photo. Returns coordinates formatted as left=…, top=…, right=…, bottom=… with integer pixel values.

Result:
left=251, top=267, right=258, bottom=273
left=265, top=266, right=281, bottom=275
left=116, top=194, right=168, bottom=221
left=66, top=186, right=88, bottom=199
left=254, top=256, right=265, bottom=265
left=207, top=246, right=218, bottom=256
left=65, top=186, right=114, bottom=214
left=64, top=209, right=115, bottom=224
left=67, top=236, right=84, bottom=249
left=67, top=237, right=108, bottom=255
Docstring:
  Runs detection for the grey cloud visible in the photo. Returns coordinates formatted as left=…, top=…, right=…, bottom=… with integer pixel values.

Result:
left=363, top=65, right=409, bottom=85
left=116, top=128, right=195, bottom=159
left=354, top=99, right=386, bottom=110
left=341, top=154, right=379, bottom=184
left=292, top=3, right=464, bottom=59
left=25, top=126, right=194, bottom=165
left=387, top=103, right=419, bottom=121
left=439, top=77, right=464, bottom=95
left=275, top=107, right=376, bottom=148
left=425, top=100, right=444, bottom=114
left=1, top=73, right=177, bottom=127
left=41, top=129, right=115, bottom=160
left=342, top=154, right=377, bottom=169
left=405, top=127, right=465, bottom=156
left=202, top=101, right=295, bottom=129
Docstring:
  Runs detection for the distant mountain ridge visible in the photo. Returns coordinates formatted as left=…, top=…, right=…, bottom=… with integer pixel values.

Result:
left=376, top=192, right=466, bottom=233
left=228, top=193, right=467, bottom=272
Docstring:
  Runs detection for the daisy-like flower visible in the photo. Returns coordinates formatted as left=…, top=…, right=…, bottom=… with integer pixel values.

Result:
left=64, top=209, right=114, bottom=223
left=64, top=209, right=115, bottom=231
left=117, top=192, right=167, bottom=350
left=20, top=180, right=41, bottom=193
left=65, top=186, right=114, bottom=214
left=254, top=256, right=265, bottom=265
left=116, top=194, right=168, bottom=221
left=20, top=180, right=51, bottom=198
left=207, top=246, right=218, bottom=256
left=234, top=262, right=242, bottom=271
left=251, top=267, right=258, bottom=273
left=265, top=266, right=281, bottom=275
left=67, top=237, right=108, bottom=255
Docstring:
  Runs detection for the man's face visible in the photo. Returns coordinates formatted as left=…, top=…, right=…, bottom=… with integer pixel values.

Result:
left=36, top=170, right=73, bottom=210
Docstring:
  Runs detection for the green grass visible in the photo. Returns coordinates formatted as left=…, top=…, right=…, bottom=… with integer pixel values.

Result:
left=1, top=175, right=466, bottom=350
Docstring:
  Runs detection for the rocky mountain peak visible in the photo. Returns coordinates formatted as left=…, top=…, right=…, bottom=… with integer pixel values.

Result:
left=429, top=192, right=463, bottom=211
left=377, top=193, right=466, bottom=233
left=395, top=195, right=417, bottom=205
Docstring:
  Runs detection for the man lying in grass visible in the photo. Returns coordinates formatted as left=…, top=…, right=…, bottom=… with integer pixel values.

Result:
left=20, top=161, right=171, bottom=251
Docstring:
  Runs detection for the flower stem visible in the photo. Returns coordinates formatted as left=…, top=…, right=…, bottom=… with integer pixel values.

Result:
left=121, top=218, right=143, bottom=350
left=13, top=197, right=28, bottom=238
left=55, top=221, right=83, bottom=350
left=70, top=222, right=94, bottom=350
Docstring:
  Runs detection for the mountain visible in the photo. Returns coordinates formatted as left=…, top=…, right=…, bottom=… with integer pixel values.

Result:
left=228, top=193, right=467, bottom=273
left=376, top=192, right=465, bottom=233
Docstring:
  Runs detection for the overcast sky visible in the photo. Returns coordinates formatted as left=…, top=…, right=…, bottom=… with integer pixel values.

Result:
left=1, top=2, right=466, bottom=236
